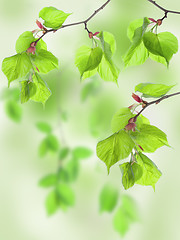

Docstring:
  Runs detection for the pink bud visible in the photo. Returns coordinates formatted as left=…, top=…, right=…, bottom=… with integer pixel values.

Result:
left=36, top=20, right=44, bottom=29
left=132, top=93, right=143, bottom=103
left=148, top=18, right=157, bottom=23
left=125, top=122, right=136, bottom=132
left=27, top=46, right=36, bottom=54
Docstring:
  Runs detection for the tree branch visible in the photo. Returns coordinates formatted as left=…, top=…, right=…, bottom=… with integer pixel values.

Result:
left=35, top=0, right=111, bottom=44
left=147, top=0, right=180, bottom=15
left=134, top=91, right=180, bottom=121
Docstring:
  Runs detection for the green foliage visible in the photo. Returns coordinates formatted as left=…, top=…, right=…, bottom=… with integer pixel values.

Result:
left=39, top=7, right=71, bottom=29
left=135, top=83, right=175, bottom=98
left=39, top=174, right=58, bottom=188
left=36, top=122, right=52, bottom=133
left=15, top=31, right=35, bottom=53
left=111, top=108, right=134, bottom=133
left=20, top=80, right=36, bottom=103
left=2, top=53, right=32, bottom=86
left=59, top=147, right=70, bottom=161
left=113, top=195, right=139, bottom=237
left=72, top=147, right=92, bottom=159
left=99, top=184, right=119, bottom=213
left=143, top=31, right=178, bottom=65
left=5, top=100, right=22, bottom=122
left=96, top=130, right=135, bottom=173
left=45, top=190, right=59, bottom=216
left=39, top=134, right=59, bottom=157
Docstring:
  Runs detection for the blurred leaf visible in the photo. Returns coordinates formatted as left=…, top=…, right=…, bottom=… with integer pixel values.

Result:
left=2, top=52, right=32, bottom=86
left=59, top=147, right=70, bottom=161
left=1, top=88, right=20, bottom=101
left=5, top=100, right=22, bottom=122
left=39, top=134, right=59, bottom=157
left=20, top=80, right=36, bottom=103
left=56, top=183, right=75, bottom=206
left=15, top=31, right=35, bottom=53
left=143, top=31, right=178, bottom=65
left=130, top=124, right=169, bottom=153
left=39, top=174, right=57, bottom=188
left=75, top=45, right=103, bottom=78
left=136, top=153, right=162, bottom=190
left=72, top=147, right=92, bottom=160
left=111, top=108, right=134, bottom=133
left=45, top=190, right=59, bottom=216
left=58, top=168, right=69, bottom=182
left=97, top=130, right=135, bottom=173
left=81, top=81, right=100, bottom=102
left=65, top=159, right=80, bottom=182
left=39, top=7, right=71, bottom=29
left=36, top=122, right=52, bottom=134
left=30, top=73, right=51, bottom=105
left=122, top=195, right=140, bottom=222
left=32, top=49, right=59, bottom=74
left=99, top=184, right=118, bottom=213
left=135, top=83, right=175, bottom=98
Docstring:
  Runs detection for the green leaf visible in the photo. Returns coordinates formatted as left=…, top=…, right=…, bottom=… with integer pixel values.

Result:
left=39, top=7, right=71, bottom=29
left=56, top=183, right=75, bottom=206
left=124, top=17, right=150, bottom=67
left=65, top=159, right=80, bottom=182
left=5, top=100, right=22, bottom=122
left=39, top=134, right=59, bottom=157
left=135, top=83, right=175, bottom=98
left=32, top=49, right=58, bottom=73
left=59, top=147, right=70, bottom=161
left=36, top=39, right=47, bottom=52
left=136, top=114, right=150, bottom=129
left=127, top=18, right=144, bottom=42
left=15, top=31, right=35, bottom=53
left=30, top=73, right=51, bottom=104
left=96, top=130, right=135, bottom=173
left=45, top=190, right=59, bottom=216
left=122, top=195, right=139, bottom=221
left=2, top=52, right=32, bottom=86
left=39, top=174, right=57, bottom=188
left=130, top=124, right=169, bottom=153
left=149, top=53, right=167, bottom=67
left=75, top=46, right=103, bottom=78
left=36, top=122, right=52, bottom=133
left=136, top=153, right=162, bottom=190
left=98, top=55, right=120, bottom=84
left=72, top=147, right=92, bottom=160
left=143, top=31, right=178, bottom=65
left=120, top=162, right=142, bottom=190
left=99, top=184, right=118, bottom=213
left=20, top=80, right=36, bottom=103
left=99, top=31, right=116, bottom=60
left=111, top=108, right=134, bottom=133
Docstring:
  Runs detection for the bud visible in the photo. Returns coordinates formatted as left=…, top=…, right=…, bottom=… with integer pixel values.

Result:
left=148, top=18, right=157, bottom=23
left=132, top=93, right=143, bottom=103
left=93, top=32, right=100, bottom=36
left=138, top=145, right=144, bottom=151
left=27, top=46, right=36, bottom=54
left=88, top=32, right=93, bottom=39
left=36, top=20, right=44, bottom=29
left=157, top=19, right=162, bottom=26
left=125, top=122, right=136, bottom=132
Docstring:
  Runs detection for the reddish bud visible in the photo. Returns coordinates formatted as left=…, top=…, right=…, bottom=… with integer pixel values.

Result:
left=132, top=93, right=143, bottom=103
left=27, top=46, right=36, bottom=54
left=89, top=32, right=93, bottom=39
left=125, top=122, right=136, bottom=132
left=36, top=20, right=44, bottom=29
left=149, top=18, right=157, bottom=23
left=35, top=66, right=39, bottom=72
left=128, top=103, right=137, bottom=110
left=157, top=19, right=162, bottom=26
left=93, top=32, right=100, bottom=36
left=138, top=145, right=144, bottom=151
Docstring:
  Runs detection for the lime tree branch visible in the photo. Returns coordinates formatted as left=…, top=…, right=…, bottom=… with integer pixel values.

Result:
left=134, top=91, right=180, bottom=121
left=35, top=0, right=111, bottom=44
left=147, top=0, right=180, bottom=21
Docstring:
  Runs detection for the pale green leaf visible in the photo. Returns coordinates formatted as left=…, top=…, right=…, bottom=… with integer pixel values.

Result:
left=45, top=190, right=59, bottom=216
left=72, top=147, right=92, bottom=159
left=36, top=122, right=52, bottom=133
left=39, top=174, right=57, bottom=188
left=5, top=100, right=22, bottom=122
left=56, top=183, right=75, bottom=206
left=20, top=80, right=36, bottom=103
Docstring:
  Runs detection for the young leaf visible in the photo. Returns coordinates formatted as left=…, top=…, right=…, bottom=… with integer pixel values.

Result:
left=127, top=18, right=144, bottom=42
left=135, top=83, right=175, bottom=98
left=75, top=45, right=103, bottom=78
left=45, top=190, right=59, bottom=216
left=96, top=130, right=135, bottom=173
left=99, top=184, right=118, bottom=213
left=16, top=31, right=35, bottom=53
left=39, top=174, right=58, bottom=188
left=36, top=39, right=47, bottom=52
left=56, top=183, right=75, bottom=206
left=99, top=31, right=116, bottom=60
left=111, top=108, right=134, bottom=133
left=36, top=122, right=52, bottom=134
left=136, top=114, right=150, bottom=129
left=20, top=81, right=36, bottom=103
left=65, top=159, right=80, bottom=182
left=59, top=147, right=70, bottom=161
left=136, top=153, right=162, bottom=190
left=143, top=32, right=178, bottom=65
left=2, top=53, right=32, bottom=86
left=39, top=7, right=71, bottom=29
left=32, top=49, right=59, bottom=73
left=39, top=134, right=59, bottom=157
left=72, top=147, right=92, bottom=160
left=30, top=73, right=51, bottom=104
left=120, top=162, right=135, bottom=190
left=130, top=124, right=169, bottom=153
left=149, top=53, right=167, bottom=67
left=5, top=100, right=22, bottom=122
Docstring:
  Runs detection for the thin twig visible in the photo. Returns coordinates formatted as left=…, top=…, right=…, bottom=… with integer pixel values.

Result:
left=35, top=0, right=111, bottom=44
left=147, top=0, right=180, bottom=15
left=134, top=91, right=180, bottom=121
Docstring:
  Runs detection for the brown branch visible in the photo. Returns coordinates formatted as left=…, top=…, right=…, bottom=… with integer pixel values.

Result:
left=35, top=0, right=111, bottom=44
left=133, top=91, right=180, bottom=121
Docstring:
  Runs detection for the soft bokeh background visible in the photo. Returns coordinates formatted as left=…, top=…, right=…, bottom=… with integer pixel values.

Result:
left=0, top=0, right=180, bottom=239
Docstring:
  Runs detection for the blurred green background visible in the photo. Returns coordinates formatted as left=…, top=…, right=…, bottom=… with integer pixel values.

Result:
left=0, top=0, right=180, bottom=239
